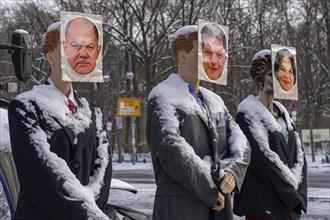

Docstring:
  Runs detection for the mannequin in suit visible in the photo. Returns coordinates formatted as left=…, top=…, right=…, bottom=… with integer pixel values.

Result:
left=233, top=49, right=307, bottom=220
left=8, top=22, right=112, bottom=220
left=146, top=25, right=250, bottom=220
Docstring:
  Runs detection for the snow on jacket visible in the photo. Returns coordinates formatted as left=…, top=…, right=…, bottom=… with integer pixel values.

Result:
left=8, top=84, right=112, bottom=220
left=233, top=95, right=307, bottom=220
left=146, top=73, right=250, bottom=220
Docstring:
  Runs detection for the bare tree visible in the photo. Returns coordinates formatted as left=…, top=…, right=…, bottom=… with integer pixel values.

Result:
left=0, top=0, right=328, bottom=155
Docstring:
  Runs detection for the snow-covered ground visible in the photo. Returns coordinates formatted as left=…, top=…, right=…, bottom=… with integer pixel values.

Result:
left=302, top=153, right=330, bottom=220
left=111, top=152, right=330, bottom=219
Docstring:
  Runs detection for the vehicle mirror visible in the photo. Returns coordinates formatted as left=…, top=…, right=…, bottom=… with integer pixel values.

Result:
left=11, top=30, right=32, bottom=82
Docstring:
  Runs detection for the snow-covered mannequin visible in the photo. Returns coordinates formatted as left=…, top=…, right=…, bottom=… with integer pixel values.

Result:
left=233, top=50, right=307, bottom=220
left=146, top=25, right=250, bottom=220
left=8, top=22, right=112, bottom=219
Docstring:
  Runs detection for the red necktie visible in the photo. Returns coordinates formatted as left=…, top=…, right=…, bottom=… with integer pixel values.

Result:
left=68, top=99, right=76, bottom=114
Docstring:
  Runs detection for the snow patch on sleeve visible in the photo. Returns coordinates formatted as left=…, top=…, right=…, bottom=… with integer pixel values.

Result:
left=86, top=107, right=110, bottom=197
left=221, top=120, right=249, bottom=167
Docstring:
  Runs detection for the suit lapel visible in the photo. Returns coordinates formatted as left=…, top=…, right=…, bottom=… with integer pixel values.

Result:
left=45, top=80, right=77, bottom=149
left=51, top=115, right=77, bottom=150
left=201, top=98, right=220, bottom=163
left=73, top=90, right=83, bottom=108
left=196, top=108, right=209, bottom=130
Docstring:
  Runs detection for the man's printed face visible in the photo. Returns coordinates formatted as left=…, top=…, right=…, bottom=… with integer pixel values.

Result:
left=63, top=19, right=100, bottom=75
left=202, top=36, right=227, bottom=80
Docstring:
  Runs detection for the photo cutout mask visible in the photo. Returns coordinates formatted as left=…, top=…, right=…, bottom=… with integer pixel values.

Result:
left=198, top=19, right=228, bottom=85
left=272, top=44, right=298, bottom=100
left=61, top=11, right=103, bottom=82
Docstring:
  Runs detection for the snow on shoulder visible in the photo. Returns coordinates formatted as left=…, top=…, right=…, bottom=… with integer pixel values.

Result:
left=16, top=84, right=92, bottom=138
left=148, top=73, right=227, bottom=118
left=149, top=73, right=198, bottom=113
left=0, top=108, right=11, bottom=153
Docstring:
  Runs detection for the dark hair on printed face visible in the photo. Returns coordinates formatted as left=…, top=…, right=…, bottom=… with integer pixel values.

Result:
left=201, top=23, right=227, bottom=52
left=274, top=48, right=297, bottom=85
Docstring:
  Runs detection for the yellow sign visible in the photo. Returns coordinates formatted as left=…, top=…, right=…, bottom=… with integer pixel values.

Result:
left=117, top=98, right=141, bottom=117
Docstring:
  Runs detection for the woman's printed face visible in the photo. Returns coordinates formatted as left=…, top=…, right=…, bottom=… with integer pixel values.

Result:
left=278, top=56, right=294, bottom=91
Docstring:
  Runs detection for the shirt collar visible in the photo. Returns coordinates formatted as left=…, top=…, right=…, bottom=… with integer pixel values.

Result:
left=188, top=83, right=204, bottom=107
left=47, top=78, right=75, bottom=104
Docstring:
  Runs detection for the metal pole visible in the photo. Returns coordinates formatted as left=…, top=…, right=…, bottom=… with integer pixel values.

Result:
left=309, top=118, right=315, bottom=162
left=127, top=52, right=136, bottom=165
left=116, top=46, right=122, bottom=163
left=131, top=116, right=136, bottom=165
left=309, top=97, right=315, bottom=162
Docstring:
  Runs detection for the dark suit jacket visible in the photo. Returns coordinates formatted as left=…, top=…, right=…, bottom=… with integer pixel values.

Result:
left=233, top=96, right=307, bottom=220
left=8, top=85, right=112, bottom=219
left=146, top=74, right=250, bottom=220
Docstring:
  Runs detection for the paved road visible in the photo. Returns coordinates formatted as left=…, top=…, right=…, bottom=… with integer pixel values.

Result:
left=113, top=169, right=155, bottom=184
left=113, top=167, right=330, bottom=188
left=111, top=168, right=330, bottom=220
left=307, top=168, right=330, bottom=188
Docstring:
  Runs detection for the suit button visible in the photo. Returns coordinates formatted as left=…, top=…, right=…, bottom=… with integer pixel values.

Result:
left=74, top=163, right=80, bottom=169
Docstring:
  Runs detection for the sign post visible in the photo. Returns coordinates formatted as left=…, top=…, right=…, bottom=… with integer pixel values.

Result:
left=117, top=98, right=141, bottom=164
left=117, top=98, right=141, bottom=117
